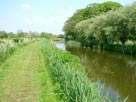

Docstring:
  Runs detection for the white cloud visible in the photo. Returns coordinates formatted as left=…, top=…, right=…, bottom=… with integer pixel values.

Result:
left=21, top=3, right=31, bottom=9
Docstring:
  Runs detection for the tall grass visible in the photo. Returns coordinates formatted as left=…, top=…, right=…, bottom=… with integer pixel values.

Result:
left=0, top=38, right=34, bottom=65
left=103, top=44, right=136, bottom=55
left=0, top=45, right=15, bottom=65
left=41, top=39, right=116, bottom=102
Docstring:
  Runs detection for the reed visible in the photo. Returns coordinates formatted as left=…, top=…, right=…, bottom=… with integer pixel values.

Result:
left=41, top=39, right=115, bottom=102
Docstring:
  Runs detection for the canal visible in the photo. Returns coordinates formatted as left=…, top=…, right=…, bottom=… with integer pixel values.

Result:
left=56, top=42, right=136, bottom=102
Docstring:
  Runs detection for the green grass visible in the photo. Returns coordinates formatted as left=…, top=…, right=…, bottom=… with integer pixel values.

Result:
left=0, top=46, right=15, bottom=65
left=38, top=43, right=59, bottom=102
left=0, top=41, right=58, bottom=102
left=0, top=42, right=27, bottom=66
left=41, top=39, right=112, bottom=102
left=0, top=39, right=126, bottom=102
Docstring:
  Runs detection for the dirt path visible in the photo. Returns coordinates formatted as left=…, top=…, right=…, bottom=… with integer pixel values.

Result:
left=0, top=41, right=57, bottom=102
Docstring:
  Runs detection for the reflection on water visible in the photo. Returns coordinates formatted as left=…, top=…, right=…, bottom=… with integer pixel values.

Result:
left=56, top=42, right=66, bottom=50
left=56, top=42, right=136, bottom=102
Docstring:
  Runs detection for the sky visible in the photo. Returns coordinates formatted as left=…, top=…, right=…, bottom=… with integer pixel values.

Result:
left=0, top=0, right=136, bottom=34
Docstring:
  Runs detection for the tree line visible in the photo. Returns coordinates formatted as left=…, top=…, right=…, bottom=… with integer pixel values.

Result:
left=63, top=1, right=136, bottom=54
left=0, top=30, right=64, bottom=39
left=0, top=30, right=38, bottom=38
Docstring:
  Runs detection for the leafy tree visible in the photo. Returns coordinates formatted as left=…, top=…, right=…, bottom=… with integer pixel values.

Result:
left=63, top=1, right=122, bottom=40
left=124, top=2, right=136, bottom=40
left=40, top=32, right=54, bottom=39
left=26, top=31, right=39, bottom=38
left=57, top=34, right=64, bottom=38
left=94, top=10, right=129, bottom=45
left=7, top=32, right=16, bottom=38
left=40, top=32, right=49, bottom=38
left=17, top=30, right=26, bottom=37
left=75, top=9, right=130, bottom=45
left=0, top=31, right=8, bottom=38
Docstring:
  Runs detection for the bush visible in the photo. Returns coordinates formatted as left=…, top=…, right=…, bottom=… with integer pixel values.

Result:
left=13, top=38, right=20, bottom=43
left=103, top=44, right=136, bottom=55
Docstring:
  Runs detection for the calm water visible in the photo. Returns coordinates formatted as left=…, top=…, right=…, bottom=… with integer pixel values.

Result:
left=56, top=43, right=136, bottom=102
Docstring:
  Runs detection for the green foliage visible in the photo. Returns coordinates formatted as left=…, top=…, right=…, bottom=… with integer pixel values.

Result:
left=0, top=45, right=15, bottom=65
left=102, top=44, right=136, bottom=55
left=124, top=2, right=136, bottom=38
left=41, top=39, right=120, bottom=102
left=13, top=38, right=20, bottom=43
left=13, top=38, right=25, bottom=43
left=7, top=32, right=16, bottom=38
left=0, top=40, right=31, bottom=66
left=40, top=32, right=55, bottom=39
left=0, top=30, right=39, bottom=39
left=57, top=34, right=64, bottom=39
left=0, top=31, right=8, bottom=38
left=63, top=1, right=122, bottom=39
left=17, top=30, right=26, bottom=37
left=68, top=2, right=136, bottom=54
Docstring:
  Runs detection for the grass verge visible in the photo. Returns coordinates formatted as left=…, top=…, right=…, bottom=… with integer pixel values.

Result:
left=41, top=39, right=112, bottom=102
left=0, top=41, right=28, bottom=66
left=38, top=41, right=59, bottom=102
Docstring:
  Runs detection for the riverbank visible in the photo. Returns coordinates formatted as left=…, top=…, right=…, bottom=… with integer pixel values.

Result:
left=41, top=39, right=123, bottom=102
left=64, top=2, right=136, bottom=56
left=64, top=43, right=136, bottom=102
left=65, top=40, right=136, bottom=56
left=0, top=39, right=127, bottom=102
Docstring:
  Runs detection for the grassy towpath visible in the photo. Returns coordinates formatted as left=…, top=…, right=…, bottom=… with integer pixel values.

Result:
left=0, top=41, right=58, bottom=102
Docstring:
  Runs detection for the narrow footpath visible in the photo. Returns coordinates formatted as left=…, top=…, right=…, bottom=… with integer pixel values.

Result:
left=0, top=41, right=58, bottom=102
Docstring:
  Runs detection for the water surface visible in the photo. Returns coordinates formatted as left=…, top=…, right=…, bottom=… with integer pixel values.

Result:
left=56, top=42, right=136, bottom=102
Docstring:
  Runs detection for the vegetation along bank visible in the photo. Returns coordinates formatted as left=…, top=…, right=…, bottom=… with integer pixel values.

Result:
left=41, top=39, right=125, bottom=102
left=63, top=1, right=136, bottom=55
left=0, top=38, right=34, bottom=66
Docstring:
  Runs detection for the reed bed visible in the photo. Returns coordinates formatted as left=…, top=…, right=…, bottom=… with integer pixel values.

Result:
left=41, top=39, right=117, bottom=102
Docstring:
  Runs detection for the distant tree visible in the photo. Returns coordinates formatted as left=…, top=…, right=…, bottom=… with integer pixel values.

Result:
left=40, top=32, right=48, bottom=38
left=124, top=2, right=136, bottom=40
left=7, top=32, right=16, bottom=38
left=40, top=32, right=54, bottom=39
left=63, top=1, right=122, bottom=40
left=26, top=31, right=38, bottom=38
left=57, top=34, right=64, bottom=38
left=17, top=30, right=26, bottom=37
left=0, top=31, right=8, bottom=38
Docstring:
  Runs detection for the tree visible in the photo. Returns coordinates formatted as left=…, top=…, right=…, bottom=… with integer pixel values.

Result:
left=40, top=32, right=54, bottom=39
left=7, top=32, right=16, bottom=38
left=63, top=1, right=122, bottom=40
left=75, top=6, right=130, bottom=45
left=95, top=10, right=129, bottom=45
left=0, top=31, right=8, bottom=38
left=124, top=2, right=136, bottom=40
left=57, top=34, right=64, bottom=38
left=26, top=31, right=39, bottom=38
left=17, top=30, right=26, bottom=37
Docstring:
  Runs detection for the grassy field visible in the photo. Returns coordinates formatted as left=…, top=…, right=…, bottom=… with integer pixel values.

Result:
left=0, top=41, right=58, bottom=102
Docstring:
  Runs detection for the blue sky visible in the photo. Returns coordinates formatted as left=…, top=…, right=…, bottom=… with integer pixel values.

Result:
left=0, top=0, right=135, bottom=34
